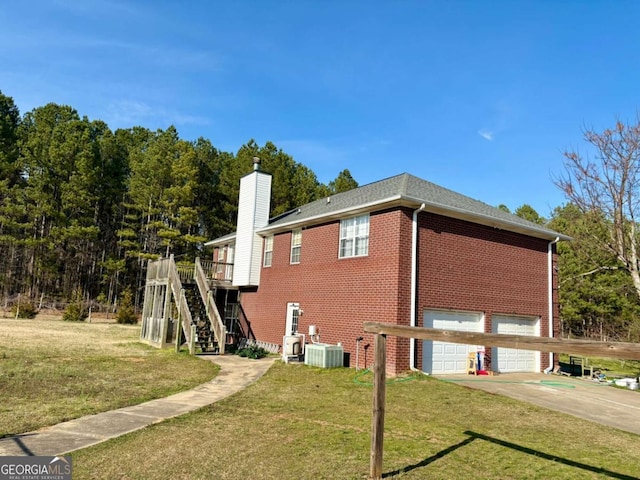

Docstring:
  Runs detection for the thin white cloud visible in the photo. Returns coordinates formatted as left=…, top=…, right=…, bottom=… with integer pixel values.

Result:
left=477, top=97, right=518, bottom=142
left=104, top=99, right=210, bottom=131
left=478, top=129, right=494, bottom=141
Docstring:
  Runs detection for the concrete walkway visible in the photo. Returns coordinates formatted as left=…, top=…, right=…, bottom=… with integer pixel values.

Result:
left=436, top=373, right=640, bottom=436
left=0, top=355, right=275, bottom=456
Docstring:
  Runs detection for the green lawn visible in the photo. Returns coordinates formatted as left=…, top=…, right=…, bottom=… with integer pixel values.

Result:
left=0, top=317, right=218, bottom=437
left=71, top=363, right=640, bottom=480
left=559, top=354, right=640, bottom=379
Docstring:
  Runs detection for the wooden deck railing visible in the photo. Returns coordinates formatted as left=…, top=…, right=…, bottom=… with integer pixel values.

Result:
left=175, top=263, right=195, bottom=283
left=199, top=258, right=234, bottom=282
left=146, top=256, right=170, bottom=280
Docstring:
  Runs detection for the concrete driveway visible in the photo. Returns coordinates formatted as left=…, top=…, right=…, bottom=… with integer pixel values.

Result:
left=435, top=373, right=640, bottom=436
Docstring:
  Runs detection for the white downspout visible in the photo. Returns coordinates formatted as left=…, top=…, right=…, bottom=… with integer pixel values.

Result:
left=548, top=236, right=560, bottom=370
left=410, top=203, right=426, bottom=371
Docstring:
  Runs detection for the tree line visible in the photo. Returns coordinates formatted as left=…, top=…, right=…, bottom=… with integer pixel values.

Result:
left=0, top=91, right=357, bottom=311
left=1, top=90, right=639, bottom=342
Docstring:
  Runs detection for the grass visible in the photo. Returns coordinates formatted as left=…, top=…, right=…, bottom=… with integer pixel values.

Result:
left=0, top=316, right=218, bottom=437
left=559, top=353, right=640, bottom=379
left=583, top=357, right=640, bottom=378
left=71, top=363, right=640, bottom=480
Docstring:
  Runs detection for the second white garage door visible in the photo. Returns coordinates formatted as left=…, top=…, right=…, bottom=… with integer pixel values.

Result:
left=492, top=315, right=539, bottom=373
left=422, top=310, right=483, bottom=374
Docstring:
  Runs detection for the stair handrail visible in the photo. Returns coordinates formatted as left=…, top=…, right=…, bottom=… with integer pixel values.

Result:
left=167, top=256, right=193, bottom=344
left=195, top=257, right=227, bottom=354
left=236, top=303, right=256, bottom=342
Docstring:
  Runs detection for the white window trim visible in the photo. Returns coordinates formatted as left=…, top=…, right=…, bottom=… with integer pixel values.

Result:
left=290, top=229, right=302, bottom=264
left=339, top=213, right=370, bottom=258
left=263, top=235, right=273, bottom=267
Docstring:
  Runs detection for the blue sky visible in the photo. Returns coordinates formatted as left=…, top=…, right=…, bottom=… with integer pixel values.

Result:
left=2, top=1, right=640, bottom=217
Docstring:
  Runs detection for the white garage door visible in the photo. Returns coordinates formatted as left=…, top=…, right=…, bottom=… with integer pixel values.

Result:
left=422, top=310, right=483, bottom=374
left=492, top=315, right=539, bottom=373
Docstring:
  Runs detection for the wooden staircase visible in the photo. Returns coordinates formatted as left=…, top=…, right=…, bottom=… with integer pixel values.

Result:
left=140, top=255, right=228, bottom=353
left=194, top=257, right=226, bottom=354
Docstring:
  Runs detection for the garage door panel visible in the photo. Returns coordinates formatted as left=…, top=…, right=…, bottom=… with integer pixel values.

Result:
left=443, top=344, right=457, bottom=355
left=492, top=315, right=539, bottom=373
left=423, top=310, right=483, bottom=374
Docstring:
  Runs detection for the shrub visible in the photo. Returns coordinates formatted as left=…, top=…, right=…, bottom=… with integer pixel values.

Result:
left=63, top=289, right=87, bottom=322
left=11, top=301, right=37, bottom=319
left=236, top=345, right=269, bottom=359
left=116, top=289, right=138, bottom=325
left=62, top=302, right=87, bottom=322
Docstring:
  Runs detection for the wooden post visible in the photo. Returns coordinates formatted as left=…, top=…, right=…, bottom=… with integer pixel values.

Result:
left=189, top=325, right=196, bottom=355
left=175, top=288, right=184, bottom=353
left=369, top=333, right=386, bottom=480
left=361, top=321, right=640, bottom=480
left=151, top=284, right=160, bottom=343
left=161, top=281, right=172, bottom=344
left=175, top=315, right=182, bottom=353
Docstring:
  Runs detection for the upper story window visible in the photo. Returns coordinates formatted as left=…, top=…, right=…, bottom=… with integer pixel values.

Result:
left=263, top=235, right=273, bottom=267
left=339, top=214, right=369, bottom=258
left=290, top=229, right=302, bottom=264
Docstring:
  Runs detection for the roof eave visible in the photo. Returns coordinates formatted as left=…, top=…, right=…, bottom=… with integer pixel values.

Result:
left=205, top=233, right=237, bottom=247
left=210, top=194, right=570, bottom=243
left=399, top=195, right=571, bottom=242
left=258, top=194, right=570, bottom=242
left=256, top=195, right=405, bottom=235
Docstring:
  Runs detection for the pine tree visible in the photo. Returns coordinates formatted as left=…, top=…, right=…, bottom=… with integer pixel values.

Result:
left=0, top=91, right=23, bottom=299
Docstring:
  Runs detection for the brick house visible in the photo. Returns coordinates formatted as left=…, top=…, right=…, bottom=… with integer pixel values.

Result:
left=203, top=159, right=569, bottom=375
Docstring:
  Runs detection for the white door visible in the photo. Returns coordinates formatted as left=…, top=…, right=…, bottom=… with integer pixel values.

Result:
left=492, top=315, right=539, bottom=373
left=422, top=310, right=483, bottom=374
left=285, top=303, right=300, bottom=336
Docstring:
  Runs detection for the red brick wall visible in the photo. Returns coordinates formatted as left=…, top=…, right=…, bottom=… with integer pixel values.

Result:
left=239, top=207, right=555, bottom=374
left=416, top=212, right=553, bottom=371
left=240, top=208, right=414, bottom=374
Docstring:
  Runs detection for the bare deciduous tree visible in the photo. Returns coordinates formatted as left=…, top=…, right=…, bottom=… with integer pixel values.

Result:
left=555, top=120, right=640, bottom=297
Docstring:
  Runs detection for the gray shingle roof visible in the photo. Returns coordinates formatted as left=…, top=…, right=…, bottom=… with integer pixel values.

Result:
left=261, top=173, right=568, bottom=241
left=207, top=172, right=568, bottom=245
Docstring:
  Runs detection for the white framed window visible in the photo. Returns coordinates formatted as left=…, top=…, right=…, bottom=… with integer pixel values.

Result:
left=263, top=235, right=273, bottom=267
left=290, top=229, right=302, bottom=264
left=339, top=214, right=369, bottom=258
